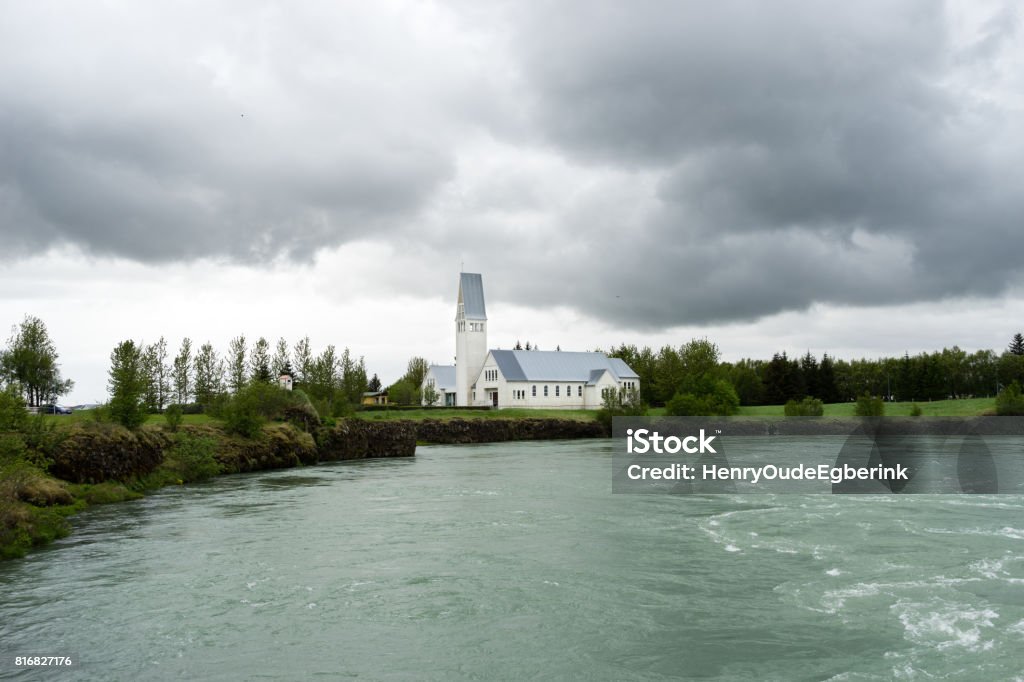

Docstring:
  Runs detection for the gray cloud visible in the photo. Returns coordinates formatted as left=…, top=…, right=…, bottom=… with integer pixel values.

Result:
left=461, top=0, right=1024, bottom=326
left=2, top=0, right=1022, bottom=330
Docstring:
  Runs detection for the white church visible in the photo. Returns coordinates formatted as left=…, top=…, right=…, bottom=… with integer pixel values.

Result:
left=421, top=273, right=640, bottom=409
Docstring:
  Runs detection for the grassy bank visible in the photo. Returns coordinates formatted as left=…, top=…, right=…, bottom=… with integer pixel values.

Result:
left=643, top=397, right=995, bottom=418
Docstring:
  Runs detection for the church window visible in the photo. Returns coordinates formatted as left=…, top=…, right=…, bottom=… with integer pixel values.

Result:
left=566, top=385, right=571, bottom=397
left=544, top=385, right=548, bottom=397
left=578, top=385, right=583, bottom=397
left=555, top=386, right=560, bottom=397
left=532, top=385, right=536, bottom=397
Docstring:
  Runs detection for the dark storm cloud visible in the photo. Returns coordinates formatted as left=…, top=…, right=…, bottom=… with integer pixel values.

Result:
left=0, top=2, right=473, bottom=263
left=2, top=0, right=1022, bottom=329
left=469, top=0, right=1024, bottom=326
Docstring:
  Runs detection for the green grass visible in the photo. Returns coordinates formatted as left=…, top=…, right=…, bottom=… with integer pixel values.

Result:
left=355, top=408, right=601, bottom=422
left=648, top=397, right=995, bottom=418
left=734, top=397, right=995, bottom=417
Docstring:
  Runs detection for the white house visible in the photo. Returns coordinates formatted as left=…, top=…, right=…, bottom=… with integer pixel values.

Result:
left=474, top=349, right=639, bottom=409
left=422, top=364, right=457, bottom=406
left=422, top=272, right=640, bottom=409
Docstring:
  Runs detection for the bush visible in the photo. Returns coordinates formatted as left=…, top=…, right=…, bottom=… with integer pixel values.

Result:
left=596, top=388, right=647, bottom=433
left=854, top=394, right=885, bottom=417
left=0, top=386, right=28, bottom=432
left=996, top=382, right=1024, bottom=416
left=221, top=383, right=318, bottom=438
left=784, top=397, right=824, bottom=416
left=665, top=380, right=740, bottom=417
left=910, top=403, right=923, bottom=417
left=164, top=404, right=183, bottom=432
left=19, top=415, right=63, bottom=468
left=165, top=432, right=221, bottom=482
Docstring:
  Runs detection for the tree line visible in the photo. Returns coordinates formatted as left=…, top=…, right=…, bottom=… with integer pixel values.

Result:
left=606, top=334, right=1024, bottom=408
left=108, top=335, right=370, bottom=418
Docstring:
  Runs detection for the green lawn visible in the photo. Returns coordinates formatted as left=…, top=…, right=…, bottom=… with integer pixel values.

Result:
left=649, top=397, right=995, bottom=418
left=736, top=397, right=995, bottom=417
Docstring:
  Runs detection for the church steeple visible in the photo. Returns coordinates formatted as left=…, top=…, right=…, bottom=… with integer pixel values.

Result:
left=455, top=273, right=487, bottom=406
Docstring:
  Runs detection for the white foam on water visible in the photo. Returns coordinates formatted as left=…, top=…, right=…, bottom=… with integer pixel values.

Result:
left=724, top=544, right=741, bottom=553
left=826, top=568, right=843, bottom=576
left=893, top=601, right=999, bottom=652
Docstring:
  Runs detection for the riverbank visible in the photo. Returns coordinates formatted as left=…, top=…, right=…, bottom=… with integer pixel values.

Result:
left=0, top=418, right=416, bottom=559
left=1, top=415, right=610, bottom=560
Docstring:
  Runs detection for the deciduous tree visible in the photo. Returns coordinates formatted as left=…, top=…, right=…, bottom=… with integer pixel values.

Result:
left=109, top=340, right=148, bottom=429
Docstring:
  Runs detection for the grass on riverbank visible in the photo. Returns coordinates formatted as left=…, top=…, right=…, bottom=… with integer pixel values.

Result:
left=644, top=397, right=994, bottom=417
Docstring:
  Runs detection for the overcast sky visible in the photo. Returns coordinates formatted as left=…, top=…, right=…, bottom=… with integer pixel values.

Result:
left=2, top=0, right=1022, bottom=404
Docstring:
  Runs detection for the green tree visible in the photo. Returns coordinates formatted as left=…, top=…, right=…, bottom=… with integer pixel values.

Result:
left=404, top=357, right=429, bottom=391
left=193, top=342, right=223, bottom=406
left=250, top=337, right=273, bottom=384
left=293, top=336, right=314, bottom=386
left=272, top=337, right=291, bottom=377
left=422, top=384, right=440, bottom=406
left=727, top=359, right=765, bottom=406
left=0, top=315, right=74, bottom=406
left=306, top=345, right=339, bottom=412
left=1010, top=333, right=1024, bottom=357
left=340, top=349, right=368, bottom=405
left=996, top=382, right=1024, bottom=416
left=142, top=337, right=171, bottom=412
left=367, top=373, right=382, bottom=393
left=108, top=340, right=148, bottom=429
left=387, top=379, right=417, bottom=406
left=227, top=335, right=248, bottom=393
left=665, top=380, right=739, bottom=416
left=172, top=337, right=192, bottom=405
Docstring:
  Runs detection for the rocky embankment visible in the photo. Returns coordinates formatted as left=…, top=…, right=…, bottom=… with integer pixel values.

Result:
left=48, top=419, right=417, bottom=484
left=46, top=417, right=605, bottom=484
left=412, top=417, right=605, bottom=444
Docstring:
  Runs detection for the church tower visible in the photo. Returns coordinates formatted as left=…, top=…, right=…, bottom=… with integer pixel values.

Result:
left=455, top=273, right=487, bottom=406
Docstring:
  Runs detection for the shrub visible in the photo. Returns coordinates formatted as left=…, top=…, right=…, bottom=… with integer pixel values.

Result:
left=996, top=382, right=1024, bottom=416
left=0, top=386, right=28, bottom=432
left=596, top=388, right=647, bottom=433
left=909, top=403, right=923, bottom=417
left=165, top=432, right=221, bottom=482
left=784, top=397, right=824, bottom=417
left=854, top=394, right=885, bottom=417
left=164, top=404, right=183, bottom=432
left=665, top=380, right=740, bottom=417
left=19, top=415, right=63, bottom=468
left=221, top=383, right=318, bottom=438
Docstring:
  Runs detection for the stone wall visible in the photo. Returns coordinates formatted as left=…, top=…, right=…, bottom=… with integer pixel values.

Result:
left=317, top=419, right=417, bottom=460
left=412, top=418, right=604, bottom=444
left=50, top=423, right=171, bottom=484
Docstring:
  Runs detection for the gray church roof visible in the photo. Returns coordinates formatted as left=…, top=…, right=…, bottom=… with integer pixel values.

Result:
left=427, top=365, right=456, bottom=390
left=490, top=350, right=639, bottom=383
left=459, top=273, right=487, bottom=320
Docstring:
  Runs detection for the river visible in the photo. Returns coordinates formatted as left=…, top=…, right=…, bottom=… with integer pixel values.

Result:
left=2, top=440, right=1023, bottom=680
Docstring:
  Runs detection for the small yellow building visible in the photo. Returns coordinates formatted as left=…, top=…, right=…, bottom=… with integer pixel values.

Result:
left=361, top=391, right=388, bottom=406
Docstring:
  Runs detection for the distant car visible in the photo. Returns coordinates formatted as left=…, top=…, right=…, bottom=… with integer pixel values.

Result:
left=38, top=404, right=72, bottom=415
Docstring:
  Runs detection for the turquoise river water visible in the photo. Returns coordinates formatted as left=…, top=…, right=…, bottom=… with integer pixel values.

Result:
left=2, top=439, right=1024, bottom=680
